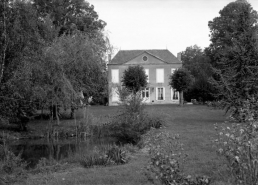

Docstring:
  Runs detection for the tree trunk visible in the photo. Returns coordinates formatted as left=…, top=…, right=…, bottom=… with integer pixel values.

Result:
left=56, top=103, right=60, bottom=125
left=179, top=91, right=184, bottom=106
left=0, top=1, right=7, bottom=84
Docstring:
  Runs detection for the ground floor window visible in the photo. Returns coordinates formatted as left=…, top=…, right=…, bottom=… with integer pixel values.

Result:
left=111, top=87, right=119, bottom=102
left=171, top=88, right=179, bottom=100
left=142, top=88, right=150, bottom=102
left=142, top=88, right=149, bottom=98
left=156, top=87, right=165, bottom=100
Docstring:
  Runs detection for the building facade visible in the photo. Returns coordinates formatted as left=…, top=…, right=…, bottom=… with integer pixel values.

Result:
left=108, top=49, right=182, bottom=106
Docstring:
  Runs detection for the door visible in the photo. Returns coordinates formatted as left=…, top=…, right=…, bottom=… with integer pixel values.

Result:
left=142, top=88, right=150, bottom=103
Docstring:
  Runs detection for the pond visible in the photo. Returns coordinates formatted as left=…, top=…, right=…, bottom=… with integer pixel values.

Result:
left=8, top=137, right=116, bottom=169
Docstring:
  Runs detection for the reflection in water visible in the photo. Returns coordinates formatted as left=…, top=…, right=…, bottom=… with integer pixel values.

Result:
left=9, top=137, right=116, bottom=168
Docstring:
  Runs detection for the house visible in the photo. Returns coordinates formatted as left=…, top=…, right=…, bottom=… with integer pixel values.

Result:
left=108, top=49, right=182, bottom=106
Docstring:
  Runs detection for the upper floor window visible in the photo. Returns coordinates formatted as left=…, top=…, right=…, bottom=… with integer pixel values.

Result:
left=111, top=69, right=119, bottom=83
left=145, top=69, right=149, bottom=83
left=156, top=68, right=164, bottom=83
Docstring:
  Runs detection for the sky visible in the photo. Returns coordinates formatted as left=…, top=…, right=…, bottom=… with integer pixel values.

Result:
left=88, top=0, right=258, bottom=56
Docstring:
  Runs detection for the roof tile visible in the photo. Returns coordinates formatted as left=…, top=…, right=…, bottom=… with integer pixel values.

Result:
left=109, top=49, right=181, bottom=64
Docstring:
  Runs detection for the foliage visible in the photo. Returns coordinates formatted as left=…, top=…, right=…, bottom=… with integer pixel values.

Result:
left=143, top=129, right=210, bottom=185
left=169, top=68, right=193, bottom=93
left=33, top=0, right=106, bottom=37
left=0, top=143, right=28, bottom=184
left=79, top=145, right=128, bottom=168
left=38, top=32, right=107, bottom=109
left=0, top=0, right=110, bottom=125
left=116, top=85, right=132, bottom=103
left=32, top=157, right=62, bottom=174
left=109, top=94, right=163, bottom=144
left=181, top=45, right=215, bottom=102
left=214, top=120, right=258, bottom=184
left=169, top=68, right=193, bottom=106
left=0, top=0, right=44, bottom=129
left=207, top=0, right=258, bottom=119
left=121, top=65, right=148, bottom=94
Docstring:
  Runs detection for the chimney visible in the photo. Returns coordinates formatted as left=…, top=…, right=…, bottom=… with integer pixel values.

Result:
left=108, top=54, right=111, bottom=63
left=177, top=52, right=181, bottom=61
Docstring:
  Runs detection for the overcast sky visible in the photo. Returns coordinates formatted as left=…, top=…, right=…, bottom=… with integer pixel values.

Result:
left=89, top=0, right=258, bottom=56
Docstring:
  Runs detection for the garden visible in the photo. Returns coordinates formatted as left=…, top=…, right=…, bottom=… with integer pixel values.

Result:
left=1, top=0, right=258, bottom=185
left=1, top=101, right=231, bottom=185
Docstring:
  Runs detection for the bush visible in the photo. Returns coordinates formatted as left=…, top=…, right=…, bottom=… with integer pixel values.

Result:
left=79, top=144, right=128, bottom=168
left=214, top=120, right=258, bottom=185
left=143, top=129, right=210, bottom=185
left=109, top=93, right=164, bottom=144
left=0, top=144, right=28, bottom=183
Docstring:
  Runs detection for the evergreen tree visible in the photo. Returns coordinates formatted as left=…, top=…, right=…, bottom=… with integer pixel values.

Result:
left=207, top=0, right=258, bottom=117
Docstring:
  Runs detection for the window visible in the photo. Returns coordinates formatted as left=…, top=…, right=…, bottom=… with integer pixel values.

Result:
left=111, top=87, right=119, bottom=102
left=171, top=68, right=176, bottom=74
left=142, top=88, right=150, bottom=102
left=156, top=69, right=164, bottom=83
left=171, top=88, right=179, bottom=100
left=156, top=87, right=165, bottom=100
left=111, top=69, right=119, bottom=83
left=143, top=56, right=148, bottom=61
left=145, top=69, right=149, bottom=82
left=142, top=88, right=150, bottom=98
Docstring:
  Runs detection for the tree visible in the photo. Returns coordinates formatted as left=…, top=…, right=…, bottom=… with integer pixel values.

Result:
left=121, top=65, right=147, bottom=94
left=0, top=0, right=45, bottom=130
left=207, top=0, right=258, bottom=118
left=169, top=68, right=192, bottom=106
left=181, top=45, right=215, bottom=103
left=0, top=0, right=110, bottom=128
left=32, top=0, right=106, bottom=37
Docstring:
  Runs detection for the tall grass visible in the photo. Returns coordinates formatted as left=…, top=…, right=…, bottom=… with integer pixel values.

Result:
left=62, top=143, right=129, bottom=168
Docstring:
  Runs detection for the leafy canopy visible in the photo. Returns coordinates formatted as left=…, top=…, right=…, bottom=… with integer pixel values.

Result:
left=0, top=0, right=110, bottom=126
left=169, top=68, right=192, bottom=92
left=182, top=45, right=215, bottom=102
left=121, top=65, right=147, bottom=94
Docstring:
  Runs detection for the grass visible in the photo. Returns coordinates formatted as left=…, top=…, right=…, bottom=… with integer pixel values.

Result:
left=15, top=104, right=229, bottom=185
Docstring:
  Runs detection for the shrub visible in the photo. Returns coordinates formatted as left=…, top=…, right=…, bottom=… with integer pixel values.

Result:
left=144, top=129, right=210, bottom=185
left=214, top=120, right=258, bottom=185
left=0, top=144, right=28, bottom=183
left=106, top=145, right=128, bottom=164
left=32, top=157, right=63, bottom=174
left=109, top=93, right=164, bottom=144
left=78, top=144, right=128, bottom=168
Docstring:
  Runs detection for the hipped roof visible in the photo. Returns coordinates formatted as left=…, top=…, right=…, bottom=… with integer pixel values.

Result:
left=109, top=49, right=181, bottom=65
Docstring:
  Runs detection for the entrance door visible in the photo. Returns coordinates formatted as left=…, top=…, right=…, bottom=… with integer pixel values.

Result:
left=142, top=88, right=150, bottom=103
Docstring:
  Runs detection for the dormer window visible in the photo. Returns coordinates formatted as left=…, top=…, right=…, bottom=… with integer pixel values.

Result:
left=143, top=56, right=148, bottom=61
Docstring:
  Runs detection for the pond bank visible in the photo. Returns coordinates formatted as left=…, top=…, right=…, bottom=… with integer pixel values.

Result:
left=14, top=149, right=151, bottom=185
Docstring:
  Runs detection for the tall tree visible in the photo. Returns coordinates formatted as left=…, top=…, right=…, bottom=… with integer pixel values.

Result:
left=32, top=0, right=106, bottom=37
left=169, top=68, right=192, bottom=106
left=182, top=45, right=215, bottom=102
left=0, top=0, right=44, bottom=130
left=207, top=0, right=258, bottom=117
left=0, top=0, right=110, bottom=127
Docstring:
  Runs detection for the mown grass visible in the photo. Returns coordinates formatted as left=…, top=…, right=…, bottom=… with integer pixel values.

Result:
left=16, top=104, right=229, bottom=185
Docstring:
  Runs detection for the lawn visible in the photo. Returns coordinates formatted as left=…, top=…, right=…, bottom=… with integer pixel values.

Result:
left=17, top=104, right=230, bottom=185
